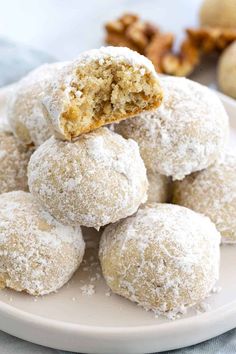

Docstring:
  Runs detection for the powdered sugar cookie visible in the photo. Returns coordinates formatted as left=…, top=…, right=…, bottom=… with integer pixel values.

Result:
left=28, top=128, right=148, bottom=229
left=8, top=62, right=67, bottom=147
left=0, top=84, right=15, bottom=125
left=173, top=153, right=236, bottom=243
left=200, top=0, right=236, bottom=28
left=114, top=76, right=229, bottom=180
left=99, top=203, right=220, bottom=318
left=42, top=46, right=163, bottom=140
left=218, top=41, right=236, bottom=99
left=0, top=126, right=33, bottom=194
left=0, top=191, right=85, bottom=295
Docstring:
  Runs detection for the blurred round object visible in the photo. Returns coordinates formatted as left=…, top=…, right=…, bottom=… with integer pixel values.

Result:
left=200, top=0, right=236, bottom=28
left=99, top=203, right=220, bottom=318
left=0, top=191, right=85, bottom=295
left=218, top=41, right=236, bottom=99
left=28, top=128, right=148, bottom=229
left=173, top=153, right=236, bottom=243
left=114, top=76, right=229, bottom=180
left=146, top=170, right=172, bottom=204
left=8, top=62, right=66, bottom=147
left=0, top=126, right=33, bottom=194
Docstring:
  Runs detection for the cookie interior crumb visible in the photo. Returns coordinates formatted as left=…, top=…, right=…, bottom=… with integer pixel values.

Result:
left=60, top=59, right=162, bottom=139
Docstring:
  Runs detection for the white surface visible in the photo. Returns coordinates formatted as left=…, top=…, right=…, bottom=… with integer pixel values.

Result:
left=0, top=0, right=201, bottom=60
left=0, top=102, right=235, bottom=353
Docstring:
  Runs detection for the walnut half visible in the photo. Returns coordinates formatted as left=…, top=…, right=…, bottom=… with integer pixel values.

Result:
left=105, top=13, right=236, bottom=77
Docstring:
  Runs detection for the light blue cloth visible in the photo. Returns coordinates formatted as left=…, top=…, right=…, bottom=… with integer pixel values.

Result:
left=164, top=328, right=236, bottom=353
left=0, top=38, right=54, bottom=86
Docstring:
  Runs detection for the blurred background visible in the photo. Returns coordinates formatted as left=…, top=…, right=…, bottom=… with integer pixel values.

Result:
left=0, top=0, right=200, bottom=60
left=1, top=0, right=236, bottom=99
left=0, top=0, right=236, bottom=94
left=0, top=0, right=204, bottom=87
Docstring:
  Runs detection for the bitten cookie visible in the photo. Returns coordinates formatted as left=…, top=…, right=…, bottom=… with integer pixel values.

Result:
left=99, top=203, right=220, bottom=318
left=0, top=191, right=85, bottom=295
left=42, top=46, right=163, bottom=140
left=28, top=128, right=148, bottom=229
left=173, top=153, right=236, bottom=243
left=115, top=76, right=229, bottom=180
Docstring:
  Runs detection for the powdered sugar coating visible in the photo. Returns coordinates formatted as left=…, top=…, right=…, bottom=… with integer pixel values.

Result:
left=0, top=191, right=85, bottom=295
left=73, top=46, right=158, bottom=73
left=99, top=203, right=220, bottom=318
left=0, top=84, right=15, bottom=125
left=114, top=76, right=229, bottom=180
left=28, top=127, right=148, bottom=229
left=0, top=127, right=33, bottom=193
left=8, top=62, right=67, bottom=147
left=173, top=153, right=236, bottom=243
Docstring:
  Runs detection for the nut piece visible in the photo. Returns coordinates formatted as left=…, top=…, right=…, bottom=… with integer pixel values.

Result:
left=145, top=33, right=174, bottom=72
left=186, top=27, right=236, bottom=53
left=105, top=13, right=200, bottom=76
left=105, top=13, right=159, bottom=54
left=162, top=39, right=200, bottom=76
left=105, top=13, right=236, bottom=77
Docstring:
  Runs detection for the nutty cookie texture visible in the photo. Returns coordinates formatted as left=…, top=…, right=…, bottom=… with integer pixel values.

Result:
left=42, top=46, right=163, bottom=141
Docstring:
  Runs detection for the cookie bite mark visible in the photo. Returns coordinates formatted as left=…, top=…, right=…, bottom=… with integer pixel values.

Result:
left=43, top=46, right=163, bottom=140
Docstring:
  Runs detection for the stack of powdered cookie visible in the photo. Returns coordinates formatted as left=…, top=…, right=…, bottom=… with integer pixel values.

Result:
left=0, top=45, right=234, bottom=318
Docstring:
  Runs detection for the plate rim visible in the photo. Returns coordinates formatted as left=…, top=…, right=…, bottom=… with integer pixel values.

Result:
left=0, top=293, right=236, bottom=334
left=0, top=289, right=235, bottom=353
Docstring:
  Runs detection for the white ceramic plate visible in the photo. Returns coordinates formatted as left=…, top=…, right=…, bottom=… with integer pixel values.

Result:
left=0, top=93, right=235, bottom=354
